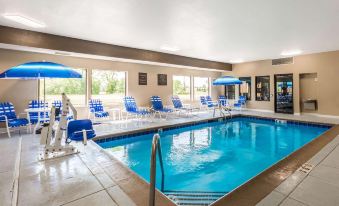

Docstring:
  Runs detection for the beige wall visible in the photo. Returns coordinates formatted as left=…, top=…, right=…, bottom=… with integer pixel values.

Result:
left=0, top=49, right=223, bottom=117
left=229, top=50, right=339, bottom=116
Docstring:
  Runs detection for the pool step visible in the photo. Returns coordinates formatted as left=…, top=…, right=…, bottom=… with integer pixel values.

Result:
left=163, top=191, right=226, bottom=206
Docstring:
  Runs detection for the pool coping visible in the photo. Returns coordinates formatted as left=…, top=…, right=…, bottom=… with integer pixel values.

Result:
left=92, top=114, right=338, bottom=206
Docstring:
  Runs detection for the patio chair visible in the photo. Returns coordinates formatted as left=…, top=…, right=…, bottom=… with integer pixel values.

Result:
left=88, top=99, right=109, bottom=119
left=234, top=95, right=247, bottom=110
left=206, top=96, right=219, bottom=108
left=0, top=102, right=29, bottom=137
left=150, top=96, right=173, bottom=118
left=28, top=100, right=50, bottom=124
left=52, top=100, right=73, bottom=121
left=67, top=119, right=96, bottom=145
left=218, top=95, right=229, bottom=107
left=171, top=96, right=196, bottom=116
left=123, top=96, right=151, bottom=119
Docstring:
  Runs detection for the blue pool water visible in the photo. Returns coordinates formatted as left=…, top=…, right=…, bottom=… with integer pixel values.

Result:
left=98, top=117, right=329, bottom=193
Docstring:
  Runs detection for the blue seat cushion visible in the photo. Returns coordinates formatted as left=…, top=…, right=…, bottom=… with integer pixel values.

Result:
left=69, top=130, right=96, bottom=141
left=8, top=118, right=29, bottom=127
left=94, top=111, right=109, bottom=118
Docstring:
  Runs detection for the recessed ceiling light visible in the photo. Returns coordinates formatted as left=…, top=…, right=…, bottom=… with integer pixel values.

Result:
left=281, top=50, right=302, bottom=56
left=3, top=14, right=45, bottom=28
left=161, top=45, right=179, bottom=52
left=230, top=59, right=244, bottom=64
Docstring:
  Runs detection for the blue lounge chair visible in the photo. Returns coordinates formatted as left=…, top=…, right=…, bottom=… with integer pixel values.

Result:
left=206, top=96, right=219, bottom=108
left=0, top=102, right=29, bottom=137
left=123, top=96, right=151, bottom=119
left=89, top=99, right=109, bottom=119
left=234, top=95, right=246, bottom=110
left=171, top=96, right=196, bottom=116
left=28, top=100, right=50, bottom=124
left=67, top=119, right=96, bottom=144
left=150, top=96, right=173, bottom=118
left=218, top=95, right=229, bottom=107
left=199, top=96, right=208, bottom=110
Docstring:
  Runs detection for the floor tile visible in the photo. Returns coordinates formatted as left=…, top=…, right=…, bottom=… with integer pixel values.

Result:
left=256, top=191, right=286, bottom=206
left=290, top=176, right=339, bottom=206
left=0, top=171, right=13, bottom=206
left=275, top=171, right=307, bottom=195
left=63, top=190, right=117, bottom=206
left=309, top=164, right=339, bottom=188
left=280, top=197, right=306, bottom=206
left=107, top=185, right=137, bottom=206
left=18, top=175, right=103, bottom=206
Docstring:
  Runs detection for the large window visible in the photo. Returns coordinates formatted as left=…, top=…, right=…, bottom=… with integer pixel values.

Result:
left=40, top=68, right=87, bottom=105
left=239, top=77, right=251, bottom=100
left=194, top=77, right=209, bottom=100
left=255, top=76, right=270, bottom=101
left=173, top=75, right=191, bottom=101
left=91, top=70, right=126, bottom=106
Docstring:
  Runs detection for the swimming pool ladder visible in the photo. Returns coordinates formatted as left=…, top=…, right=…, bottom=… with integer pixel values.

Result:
left=149, top=133, right=165, bottom=206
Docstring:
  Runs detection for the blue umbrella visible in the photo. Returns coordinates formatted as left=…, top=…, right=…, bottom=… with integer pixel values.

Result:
left=213, top=76, right=242, bottom=85
left=0, top=61, right=82, bottom=102
left=0, top=61, right=82, bottom=79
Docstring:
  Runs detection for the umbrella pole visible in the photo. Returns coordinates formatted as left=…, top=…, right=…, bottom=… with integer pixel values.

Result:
left=44, top=78, right=46, bottom=104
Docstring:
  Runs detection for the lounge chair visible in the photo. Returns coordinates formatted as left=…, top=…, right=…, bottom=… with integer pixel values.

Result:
left=150, top=96, right=173, bottom=118
left=28, top=100, right=50, bottom=124
left=234, top=95, right=246, bottom=110
left=171, top=96, right=197, bottom=116
left=88, top=99, right=109, bottom=119
left=206, top=96, right=219, bottom=108
left=0, top=102, right=29, bottom=137
left=52, top=100, right=73, bottom=121
left=123, top=96, right=151, bottom=119
left=218, top=95, right=229, bottom=107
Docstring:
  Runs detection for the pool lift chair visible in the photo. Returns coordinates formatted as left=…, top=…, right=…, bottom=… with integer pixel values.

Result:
left=39, top=93, right=96, bottom=160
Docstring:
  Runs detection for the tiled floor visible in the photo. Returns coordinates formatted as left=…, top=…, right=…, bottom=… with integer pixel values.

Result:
left=0, top=109, right=339, bottom=206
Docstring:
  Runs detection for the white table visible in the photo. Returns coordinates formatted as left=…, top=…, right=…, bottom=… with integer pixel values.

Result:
left=108, top=108, right=122, bottom=120
left=24, top=108, right=50, bottom=133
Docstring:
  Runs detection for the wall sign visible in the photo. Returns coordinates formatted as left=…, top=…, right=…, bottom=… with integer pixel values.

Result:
left=157, top=74, right=167, bottom=86
left=138, top=72, right=147, bottom=85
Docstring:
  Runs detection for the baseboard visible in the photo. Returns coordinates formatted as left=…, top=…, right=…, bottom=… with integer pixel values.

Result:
left=245, top=108, right=275, bottom=113
left=301, top=113, right=339, bottom=119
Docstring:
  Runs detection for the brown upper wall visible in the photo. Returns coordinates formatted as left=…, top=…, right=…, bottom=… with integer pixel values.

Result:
left=0, top=48, right=223, bottom=116
left=229, top=50, right=339, bottom=116
left=0, top=26, right=232, bottom=71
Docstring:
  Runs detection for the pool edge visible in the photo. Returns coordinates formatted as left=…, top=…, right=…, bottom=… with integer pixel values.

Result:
left=210, top=124, right=339, bottom=206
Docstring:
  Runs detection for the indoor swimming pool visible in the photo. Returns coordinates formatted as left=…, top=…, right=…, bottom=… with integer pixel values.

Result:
left=98, top=117, right=330, bottom=195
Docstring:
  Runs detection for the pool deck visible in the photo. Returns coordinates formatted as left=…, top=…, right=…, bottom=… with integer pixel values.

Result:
left=1, top=110, right=339, bottom=206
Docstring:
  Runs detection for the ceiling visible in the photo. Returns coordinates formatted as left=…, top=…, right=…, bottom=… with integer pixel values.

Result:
left=0, top=0, right=338, bottom=63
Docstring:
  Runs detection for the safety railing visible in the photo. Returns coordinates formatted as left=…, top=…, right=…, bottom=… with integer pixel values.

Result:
left=149, top=133, right=165, bottom=206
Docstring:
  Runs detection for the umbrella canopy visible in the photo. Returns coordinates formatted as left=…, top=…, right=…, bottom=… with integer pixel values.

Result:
left=213, top=76, right=242, bottom=86
left=0, top=61, right=82, bottom=79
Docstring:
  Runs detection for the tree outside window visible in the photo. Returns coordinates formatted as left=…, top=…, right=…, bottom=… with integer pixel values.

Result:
left=173, top=75, right=191, bottom=101
left=91, top=70, right=126, bottom=107
left=194, top=77, right=209, bottom=100
left=40, top=68, right=87, bottom=105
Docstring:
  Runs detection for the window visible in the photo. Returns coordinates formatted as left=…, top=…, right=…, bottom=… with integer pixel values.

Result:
left=225, top=85, right=235, bottom=99
left=239, top=77, right=251, bottom=100
left=40, top=68, right=87, bottom=105
left=173, top=75, right=191, bottom=101
left=91, top=70, right=126, bottom=107
left=255, top=76, right=270, bottom=101
left=193, top=77, right=209, bottom=100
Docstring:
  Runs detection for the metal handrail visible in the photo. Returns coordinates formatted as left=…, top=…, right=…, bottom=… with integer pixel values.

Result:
left=149, top=133, right=165, bottom=206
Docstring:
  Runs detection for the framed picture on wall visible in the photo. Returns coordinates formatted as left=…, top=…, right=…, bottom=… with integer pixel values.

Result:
left=158, top=74, right=167, bottom=86
left=138, top=72, right=147, bottom=85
